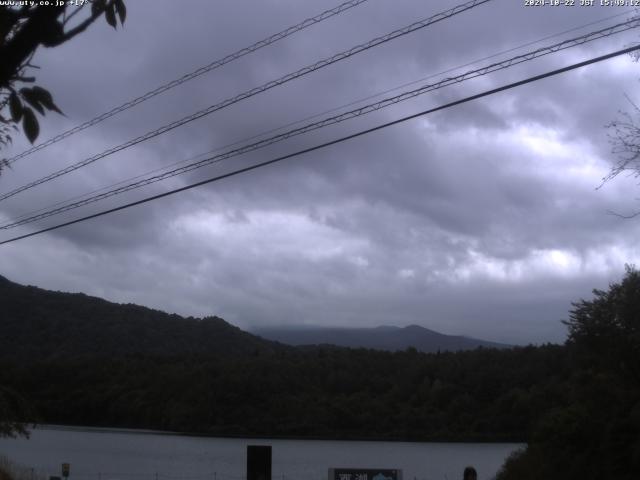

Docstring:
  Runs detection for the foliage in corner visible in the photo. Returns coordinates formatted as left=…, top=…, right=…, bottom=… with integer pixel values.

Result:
left=497, top=266, right=640, bottom=480
left=564, top=264, right=640, bottom=386
left=0, top=0, right=126, bottom=171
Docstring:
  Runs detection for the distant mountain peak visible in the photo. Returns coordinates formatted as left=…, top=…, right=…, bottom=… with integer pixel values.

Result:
left=252, top=324, right=511, bottom=353
left=404, top=324, right=431, bottom=332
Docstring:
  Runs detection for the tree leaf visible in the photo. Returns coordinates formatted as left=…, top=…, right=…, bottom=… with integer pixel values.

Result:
left=115, top=0, right=126, bottom=24
left=105, top=3, right=117, bottom=28
left=30, top=86, right=63, bottom=115
left=92, top=0, right=106, bottom=17
left=40, top=20, right=65, bottom=47
left=19, top=88, right=45, bottom=115
left=22, top=107, right=39, bottom=144
left=9, top=92, right=23, bottom=122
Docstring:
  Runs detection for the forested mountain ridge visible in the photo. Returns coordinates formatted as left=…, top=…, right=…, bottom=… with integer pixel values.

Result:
left=252, top=324, right=511, bottom=352
left=0, top=274, right=283, bottom=359
left=1, top=271, right=639, bottom=479
left=0, top=273, right=563, bottom=441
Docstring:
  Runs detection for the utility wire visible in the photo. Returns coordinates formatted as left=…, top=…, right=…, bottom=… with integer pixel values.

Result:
left=0, top=0, right=492, bottom=203
left=1, top=44, right=637, bottom=247
left=6, top=8, right=630, bottom=227
left=3, top=0, right=373, bottom=165
left=2, top=17, right=638, bottom=230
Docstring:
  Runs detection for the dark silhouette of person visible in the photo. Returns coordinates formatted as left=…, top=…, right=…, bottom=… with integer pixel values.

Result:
left=463, top=466, right=477, bottom=480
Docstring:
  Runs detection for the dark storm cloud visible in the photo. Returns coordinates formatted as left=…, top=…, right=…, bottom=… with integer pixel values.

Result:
left=1, top=0, right=639, bottom=344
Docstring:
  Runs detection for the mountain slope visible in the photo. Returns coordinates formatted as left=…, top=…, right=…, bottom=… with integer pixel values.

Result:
left=0, top=274, right=281, bottom=360
left=251, top=324, right=510, bottom=352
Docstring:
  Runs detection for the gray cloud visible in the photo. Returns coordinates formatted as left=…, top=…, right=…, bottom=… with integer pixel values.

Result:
left=1, top=0, right=640, bottom=345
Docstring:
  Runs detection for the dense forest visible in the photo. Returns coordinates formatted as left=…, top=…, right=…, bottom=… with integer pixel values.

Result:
left=1, top=270, right=639, bottom=478
left=495, top=267, right=640, bottom=480
left=0, top=345, right=569, bottom=441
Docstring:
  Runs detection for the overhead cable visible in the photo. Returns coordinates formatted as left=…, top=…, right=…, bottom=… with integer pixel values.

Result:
left=7, top=7, right=630, bottom=227
left=3, top=0, right=373, bottom=165
left=0, top=0, right=492, bottom=203
left=2, top=17, right=638, bottom=230
left=1, top=44, right=638, bottom=246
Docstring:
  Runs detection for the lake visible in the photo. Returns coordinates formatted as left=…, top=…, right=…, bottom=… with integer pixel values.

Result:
left=0, top=427, right=522, bottom=480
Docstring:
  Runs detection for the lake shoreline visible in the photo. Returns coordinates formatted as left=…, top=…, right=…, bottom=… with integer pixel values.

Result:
left=33, top=423, right=526, bottom=445
left=4, top=426, right=523, bottom=480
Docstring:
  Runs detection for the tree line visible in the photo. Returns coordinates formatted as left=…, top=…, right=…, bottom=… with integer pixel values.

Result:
left=1, top=268, right=639, bottom=478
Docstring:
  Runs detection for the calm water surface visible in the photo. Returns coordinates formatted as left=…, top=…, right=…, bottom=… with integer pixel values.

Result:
left=0, top=427, right=522, bottom=480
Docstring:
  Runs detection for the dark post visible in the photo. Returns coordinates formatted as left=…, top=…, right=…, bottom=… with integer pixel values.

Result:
left=61, top=464, right=70, bottom=480
left=247, top=445, right=272, bottom=480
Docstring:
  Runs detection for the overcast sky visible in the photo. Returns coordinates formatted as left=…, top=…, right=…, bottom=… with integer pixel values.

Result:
left=1, top=0, right=640, bottom=344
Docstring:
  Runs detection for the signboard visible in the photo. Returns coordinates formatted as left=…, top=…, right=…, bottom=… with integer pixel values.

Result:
left=61, top=463, right=70, bottom=478
left=328, top=469, right=402, bottom=480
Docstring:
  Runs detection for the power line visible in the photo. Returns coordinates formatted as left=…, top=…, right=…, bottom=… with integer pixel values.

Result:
left=2, top=16, right=638, bottom=230
left=6, top=8, right=630, bottom=227
left=1, top=44, right=637, bottom=247
left=0, top=0, right=492, bottom=203
left=3, top=0, right=373, bottom=165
